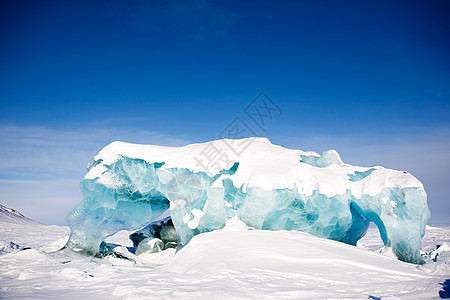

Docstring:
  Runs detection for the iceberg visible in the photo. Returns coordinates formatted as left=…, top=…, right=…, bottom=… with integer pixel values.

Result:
left=65, top=137, right=430, bottom=264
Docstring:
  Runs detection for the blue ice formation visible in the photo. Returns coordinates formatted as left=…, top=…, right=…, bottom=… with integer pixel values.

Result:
left=65, top=138, right=430, bottom=264
left=348, top=168, right=376, bottom=182
left=299, top=150, right=343, bottom=168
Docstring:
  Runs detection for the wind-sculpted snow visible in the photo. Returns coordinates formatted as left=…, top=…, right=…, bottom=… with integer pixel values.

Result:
left=66, top=138, right=430, bottom=264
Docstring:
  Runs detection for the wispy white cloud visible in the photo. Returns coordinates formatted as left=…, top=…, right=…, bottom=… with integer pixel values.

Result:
left=0, top=178, right=81, bottom=225
left=0, top=124, right=189, bottom=224
left=0, top=124, right=188, bottom=178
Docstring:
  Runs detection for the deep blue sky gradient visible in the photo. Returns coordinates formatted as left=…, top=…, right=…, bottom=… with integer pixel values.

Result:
left=0, top=0, right=449, bottom=224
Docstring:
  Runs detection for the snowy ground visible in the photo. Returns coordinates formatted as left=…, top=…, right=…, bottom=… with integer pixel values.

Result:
left=0, top=217, right=449, bottom=299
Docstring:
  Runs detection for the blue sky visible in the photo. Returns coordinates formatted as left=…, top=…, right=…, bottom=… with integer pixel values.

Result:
left=0, top=0, right=449, bottom=224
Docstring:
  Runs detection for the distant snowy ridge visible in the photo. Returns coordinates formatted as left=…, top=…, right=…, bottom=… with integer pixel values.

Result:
left=0, top=204, right=45, bottom=256
left=0, top=204, right=37, bottom=224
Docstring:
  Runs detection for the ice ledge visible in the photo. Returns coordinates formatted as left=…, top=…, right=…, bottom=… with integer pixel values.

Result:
left=85, top=137, right=423, bottom=197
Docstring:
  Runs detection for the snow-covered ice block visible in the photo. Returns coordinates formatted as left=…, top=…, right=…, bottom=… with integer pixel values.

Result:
left=66, top=137, right=430, bottom=263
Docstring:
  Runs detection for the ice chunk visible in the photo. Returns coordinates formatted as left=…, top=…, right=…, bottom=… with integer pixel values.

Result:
left=422, top=243, right=450, bottom=264
left=348, top=168, right=376, bottom=181
left=65, top=158, right=170, bottom=256
left=129, top=216, right=177, bottom=252
left=135, top=238, right=164, bottom=255
left=300, top=150, right=343, bottom=168
left=66, top=138, right=430, bottom=264
left=0, top=242, right=25, bottom=255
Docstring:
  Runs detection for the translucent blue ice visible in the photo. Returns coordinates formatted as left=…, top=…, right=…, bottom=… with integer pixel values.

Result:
left=300, top=150, right=343, bottom=168
left=348, top=168, right=376, bottom=181
left=66, top=155, right=429, bottom=264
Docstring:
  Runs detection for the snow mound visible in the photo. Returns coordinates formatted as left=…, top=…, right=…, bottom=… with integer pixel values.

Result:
left=163, top=228, right=426, bottom=278
left=1, top=221, right=449, bottom=299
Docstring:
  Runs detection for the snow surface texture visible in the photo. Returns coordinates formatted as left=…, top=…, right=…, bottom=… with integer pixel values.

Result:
left=66, top=137, right=430, bottom=263
left=1, top=215, right=449, bottom=299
